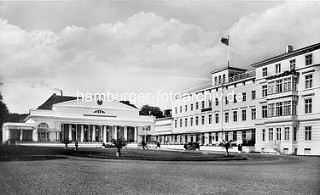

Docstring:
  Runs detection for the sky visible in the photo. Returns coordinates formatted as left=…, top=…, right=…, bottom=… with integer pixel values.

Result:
left=1, top=1, right=320, bottom=113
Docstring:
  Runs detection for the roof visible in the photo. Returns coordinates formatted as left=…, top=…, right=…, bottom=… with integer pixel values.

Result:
left=37, top=94, right=139, bottom=110
left=251, top=42, right=320, bottom=68
left=210, top=66, right=247, bottom=74
left=37, top=94, right=77, bottom=110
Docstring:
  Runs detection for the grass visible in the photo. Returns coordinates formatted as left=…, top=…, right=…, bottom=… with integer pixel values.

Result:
left=0, top=145, right=247, bottom=161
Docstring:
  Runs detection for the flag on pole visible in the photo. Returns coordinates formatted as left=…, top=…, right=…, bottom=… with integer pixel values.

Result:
left=221, top=37, right=229, bottom=46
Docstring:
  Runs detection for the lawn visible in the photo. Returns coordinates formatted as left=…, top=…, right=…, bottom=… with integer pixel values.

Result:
left=0, top=145, right=247, bottom=161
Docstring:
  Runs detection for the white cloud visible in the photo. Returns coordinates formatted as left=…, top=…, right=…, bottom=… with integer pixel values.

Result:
left=1, top=2, right=320, bottom=113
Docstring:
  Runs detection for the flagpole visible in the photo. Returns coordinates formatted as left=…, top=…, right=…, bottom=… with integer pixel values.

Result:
left=227, top=35, right=230, bottom=67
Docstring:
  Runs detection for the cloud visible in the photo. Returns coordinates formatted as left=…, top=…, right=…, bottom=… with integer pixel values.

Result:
left=1, top=2, right=320, bottom=113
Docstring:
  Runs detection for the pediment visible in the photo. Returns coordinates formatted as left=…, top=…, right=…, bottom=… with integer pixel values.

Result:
left=52, top=99, right=138, bottom=111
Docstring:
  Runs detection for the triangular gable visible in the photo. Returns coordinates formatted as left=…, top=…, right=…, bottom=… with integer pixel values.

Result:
left=52, top=98, right=139, bottom=111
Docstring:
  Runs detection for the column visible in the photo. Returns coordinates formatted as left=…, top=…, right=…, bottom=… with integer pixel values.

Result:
left=204, top=133, right=209, bottom=145
left=92, top=125, right=96, bottom=142
left=177, top=135, right=180, bottom=144
left=124, top=126, right=128, bottom=140
left=134, top=126, right=138, bottom=142
left=103, top=126, right=107, bottom=143
left=114, top=126, right=118, bottom=140
left=20, top=129, right=23, bottom=141
left=75, top=124, right=78, bottom=141
left=68, top=124, right=72, bottom=141
left=80, top=125, right=84, bottom=142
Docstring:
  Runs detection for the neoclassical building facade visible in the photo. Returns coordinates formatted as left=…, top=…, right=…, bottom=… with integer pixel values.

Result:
left=2, top=94, right=154, bottom=144
left=154, top=43, right=320, bottom=155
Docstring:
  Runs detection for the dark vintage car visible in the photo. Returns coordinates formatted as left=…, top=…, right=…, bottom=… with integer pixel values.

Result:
left=184, top=142, right=200, bottom=150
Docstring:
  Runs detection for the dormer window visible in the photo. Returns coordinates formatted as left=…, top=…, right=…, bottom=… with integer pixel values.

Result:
left=223, top=74, right=226, bottom=83
left=94, top=110, right=105, bottom=114
left=218, top=75, right=222, bottom=84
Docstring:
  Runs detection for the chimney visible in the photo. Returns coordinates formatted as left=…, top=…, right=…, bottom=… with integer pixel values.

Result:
left=285, top=45, right=293, bottom=53
left=53, top=93, right=56, bottom=96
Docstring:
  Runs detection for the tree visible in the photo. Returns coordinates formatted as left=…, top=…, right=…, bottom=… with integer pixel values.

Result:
left=222, top=140, right=231, bottom=156
left=111, top=138, right=127, bottom=157
left=0, top=93, right=9, bottom=141
left=139, top=105, right=164, bottom=119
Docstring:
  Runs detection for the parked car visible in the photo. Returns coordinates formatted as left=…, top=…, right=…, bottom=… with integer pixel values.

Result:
left=184, top=142, right=200, bottom=150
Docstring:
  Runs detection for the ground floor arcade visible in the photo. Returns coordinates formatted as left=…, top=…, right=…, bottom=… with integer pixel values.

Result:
left=152, top=129, right=256, bottom=146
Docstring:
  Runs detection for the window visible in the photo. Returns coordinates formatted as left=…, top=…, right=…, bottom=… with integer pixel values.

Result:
left=276, top=80, right=283, bottom=93
left=225, top=132, right=229, bottom=142
left=234, top=94, right=237, bottom=103
left=202, top=101, right=205, bottom=109
left=201, top=115, right=205, bottom=125
left=225, top=112, right=229, bottom=123
left=262, top=67, right=268, bottom=77
left=305, top=126, right=312, bottom=140
left=252, top=90, right=256, bottom=100
left=262, top=129, right=265, bottom=141
left=196, top=102, right=199, bottom=109
left=276, top=102, right=283, bottom=116
left=190, top=117, right=193, bottom=126
left=180, top=106, right=182, bottom=113
left=268, top=81, right=275, bottom=94
left=262, top=106, right=267, bottom=118
left=233, top=111, right=237, bottom=122
left=208, top=114, right=212, bottom=124
left=196, top=116, right=199, bottom=125
left=251, top=108, right=256, bottom=120
left=233, top=131, right=237, bottom=141
left=305, top=74, right=313, bottom=89
left=242, top=110, right=246, bottom=121
left=175, top=107, right=177, bottom=114
left=305, top=54, right=312, bottom=65
left=215, top=98, right=219, bottom=106
left=191, top=104, right=193, bottom=111
left=242, top=131, right=246, bottom=141
left=275, top=63, right=281, bottom=73
left=283, top=78, right=291, bottom=91
left=223, top=74, right=226, bottom=83
left=293, top=127, right=297, bottom=141
left=285, top=127, right=289, bottom=141
left=290, top=59, right=296, bottom=70
left=215, top=113, right=219, bottom=124
left=276, top=128, right=281, bottom=140
left=268, top=103, right=274, bottom=117
left=185, top=105, right=188, bottom=112
left=94, top=110, right=105, bottom=114
left=215, top=77, right=217, bottom=85
left=225, top=96, right=229, bottom=105
left=242, top=93, right=246, bottom=102
left=283, top=101, right=291, bottom=115
left=305, top=99, right=312, bottom=114
left=175, top=120, right=177, bottom=128
left=209, top=100, right=212, bottom=108
left=180, top=119, right=182, bottom=127
left=185, top=118, right=188, bottom=127
left=269, top=128, right=273, bottom=141
left=262, top=85, right=267, bottom=97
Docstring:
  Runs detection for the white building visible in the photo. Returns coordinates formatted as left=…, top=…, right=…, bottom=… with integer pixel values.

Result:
left=155, top=43, right=320, bottom=155
left=2, top=94, right=154, bottom=144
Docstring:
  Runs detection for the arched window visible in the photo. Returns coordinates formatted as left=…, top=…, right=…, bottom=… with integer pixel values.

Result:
left=94, top=110, right=105, bottom=114
left=37, top=123, right=49, bottom=142
left=218, top=75, right=222, bottom=84
left=214, top=77, right=217, bottom=85
left=38, top=123, right=49, bottom=131
left=223, top=74, right=226, bottom=83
